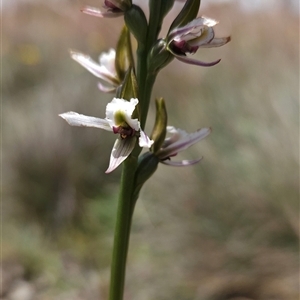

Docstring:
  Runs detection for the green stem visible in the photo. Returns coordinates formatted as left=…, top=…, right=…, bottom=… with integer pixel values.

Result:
left=136, top=45, right=147, bottom=102
left=108, top=8, right=160, bottom=298
left=140, top=74, right=156, bottom=129
left=109, top=155, right=138, bottom=300
left=136, top=45, right=157, bottom=129
left=136, top=0, right=161, bottom=128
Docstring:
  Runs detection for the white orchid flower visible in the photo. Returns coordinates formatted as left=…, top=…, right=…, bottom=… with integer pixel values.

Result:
left=59, top=98, right=153, bottom=173
left=167, top=17, right=230, bottom=67
left=70, top=49, right=120, bottom=93
left=156, top=126, right=211, bottom=166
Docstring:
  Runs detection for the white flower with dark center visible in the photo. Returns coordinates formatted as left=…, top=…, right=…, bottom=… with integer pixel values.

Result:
left=156, top=126, right=211, bottom=166
left=59, top=98, right=153, bottom=173
left=70, top=49, right=120, bottom=93
left=167, top=17, right=230, bottom=67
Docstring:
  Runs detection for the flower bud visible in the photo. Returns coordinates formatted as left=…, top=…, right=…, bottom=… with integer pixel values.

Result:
left=124, top=5, right=148, bottom=45
left=115, top=25, right=134, bottom=80
left=151, top=98, right=168, bottom=154
left=159, top=0, right=176, bottom=20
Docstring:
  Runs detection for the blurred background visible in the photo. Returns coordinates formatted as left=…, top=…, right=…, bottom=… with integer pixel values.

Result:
left=2, top=0, right=299, bottom=299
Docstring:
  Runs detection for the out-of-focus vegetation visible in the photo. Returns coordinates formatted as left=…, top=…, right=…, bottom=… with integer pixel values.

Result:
left=3, top=1, right=299, bottom=300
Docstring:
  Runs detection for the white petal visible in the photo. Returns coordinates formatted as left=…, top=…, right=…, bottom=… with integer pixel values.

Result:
left=105, top=137, right=136, bottom=173
left=81, top=6, right=124, bottom=18
left=105, top=98, right=140, bottom=130
left=169, top=17, right=217, bottom=41
left=124, top=99, right=140, bottom=130
left=158, top=127, right=211, bottom=159
left=161, top=158, right=202, bottom=166
left=202, top=17, right=218, bottom=27
left=59, top=112, right=111, bottom=131
left=188, top=26, right=215, bottom=47
left=98, top=82, right=116, bottom=93
left=162, top=126, right=185, bottom=147
left=199, top=36, right=231, bottom=48
left=99, top=49, right=116, bottom=75
left=81, top=6, right=106, bottom=17
left=70, top=50, right=118, bottom=85
left=182, top=17, right=217, bottom=29
left=139, top=130, right=154, bottom=148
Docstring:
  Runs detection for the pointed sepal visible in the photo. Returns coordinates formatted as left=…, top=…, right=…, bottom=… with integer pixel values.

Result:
left=157, top=126, right=211, bottom=159
left=59, top=112, right=112, bottom=131
left=105, top=136, right=137, bottom=173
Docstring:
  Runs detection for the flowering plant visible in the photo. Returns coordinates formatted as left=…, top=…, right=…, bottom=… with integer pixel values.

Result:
left=59, top=0, right=230, bottom=299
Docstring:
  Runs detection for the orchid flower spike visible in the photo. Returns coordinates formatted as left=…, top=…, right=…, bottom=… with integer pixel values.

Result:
left=70, top=49, right=120, bottom=93
left=156, top=126, right=211, bottom=166
left=59, top=98, right=153, bottom=173
left=81, top=0, right=129, bottom=18
left=167, top=17, right=231, bottom=67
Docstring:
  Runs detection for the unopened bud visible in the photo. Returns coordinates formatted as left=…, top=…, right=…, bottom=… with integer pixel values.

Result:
left=124, top=5, right=148, bottom=45
left=151, top=98, right=168, bottom=153
left=115, top=26, right=134, bottom=80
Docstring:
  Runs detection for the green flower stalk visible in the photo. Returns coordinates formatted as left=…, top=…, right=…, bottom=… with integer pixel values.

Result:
left=59, top=0, right=230, bottom=299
